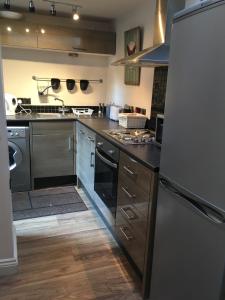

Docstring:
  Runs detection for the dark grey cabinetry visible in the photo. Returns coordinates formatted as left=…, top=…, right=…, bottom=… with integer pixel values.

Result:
left=0, top=19, right=38, bottom=48
left=115, top=151, right=156, bottom=275
left=31, top=122, right=75, bottom=180
left=37, top=25, right=116, bottom=55
left=76, top=122, right=96, bottom=193
left=0, top=19, right=116, bottom=55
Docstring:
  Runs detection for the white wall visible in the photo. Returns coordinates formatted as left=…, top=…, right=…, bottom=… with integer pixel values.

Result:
left=0, top=46, right=17, bottom=274
left=2, top=48, right=108, bottom=106
left=106, top=0, right=156, bottom=117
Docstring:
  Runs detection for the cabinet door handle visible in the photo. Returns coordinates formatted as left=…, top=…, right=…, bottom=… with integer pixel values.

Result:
left=123, top=165, right=135, bottom=176
left=90, top=152, right=95, bottom=167
left=119, top=226, right=133, bottom=241
left=72, top=47, right=87, bottom=52
left=68, top=136, right=72, bottom=151
left=121, top=186, right=136, bottom=199
left=120, top=207, right=137, bottom=220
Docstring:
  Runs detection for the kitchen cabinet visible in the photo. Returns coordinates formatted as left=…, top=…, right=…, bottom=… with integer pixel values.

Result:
left=31, top=122, right=75, bottom=179
left=37, top=25, right=116, bottom=55
left=76, top=122, right=96, bottom=193
left=0, top=19, right=116, bottom=55
left=0, top=19, right=37, bottom=48
left=115, top=151, right=156, bottom=275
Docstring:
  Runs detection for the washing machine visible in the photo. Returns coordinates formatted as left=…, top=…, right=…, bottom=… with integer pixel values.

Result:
left=8, top=126, right=31, bottom=192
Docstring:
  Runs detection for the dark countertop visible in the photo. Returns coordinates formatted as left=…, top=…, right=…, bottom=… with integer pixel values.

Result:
left=77, top=118, right=161, bottom=172
left=6, top=113, right=77, bottom=122
left=6, top=113, right=161, bottom=172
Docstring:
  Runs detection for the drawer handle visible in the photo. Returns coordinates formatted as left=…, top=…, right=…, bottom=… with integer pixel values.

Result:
left=121, top=207, right=137, bottom=220
left=88, top=136, right=95, bottom=143
left=119, top=226, right=133, bottom=241
left=121, top=186, right=136, bottom=199
left=129, top=157, right=137, bottom=163
left=123, top=165, right=136, bottom=176
left=80, top=130, right=85, bottom=135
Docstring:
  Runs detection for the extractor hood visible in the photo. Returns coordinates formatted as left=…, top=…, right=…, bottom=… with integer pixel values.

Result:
left=112, top=0, right=185, bottom=67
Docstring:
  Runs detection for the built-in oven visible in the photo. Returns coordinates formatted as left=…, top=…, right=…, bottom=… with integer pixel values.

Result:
left=94, top=135, right=119, bottom=221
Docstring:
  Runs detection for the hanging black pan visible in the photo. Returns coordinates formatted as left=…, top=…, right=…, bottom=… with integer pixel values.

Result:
left=66, top=79, right=76, bottom=91
left=80, top=79, right=89, bottom=91
left=39, top=78, right=61, bottom=95
left=51, top=78, right=60, bottom=90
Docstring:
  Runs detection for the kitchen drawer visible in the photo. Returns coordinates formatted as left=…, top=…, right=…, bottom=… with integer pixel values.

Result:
left=119, top=169, right=151, bottom=217
left=119, top=152, right=152, bottom=196
left=117, top=181, right=149, bottom=233
left=115, top=210, right=146, bottom=274
left=32, top=121, right=73, bottom=135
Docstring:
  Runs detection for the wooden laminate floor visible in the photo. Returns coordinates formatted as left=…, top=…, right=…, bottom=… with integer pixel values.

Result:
left=0, top=187, right=142, bottom=300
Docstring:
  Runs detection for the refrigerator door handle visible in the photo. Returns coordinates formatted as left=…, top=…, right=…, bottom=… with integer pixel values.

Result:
left=160, top=178, right=225, bottom=225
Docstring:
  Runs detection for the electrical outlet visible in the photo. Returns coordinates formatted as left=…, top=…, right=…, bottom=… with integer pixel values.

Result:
left=17, top=98, right=31, bottom=105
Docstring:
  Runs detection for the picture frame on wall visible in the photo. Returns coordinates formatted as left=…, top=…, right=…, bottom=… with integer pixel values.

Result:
left=124, top=26, right=141, bottom=86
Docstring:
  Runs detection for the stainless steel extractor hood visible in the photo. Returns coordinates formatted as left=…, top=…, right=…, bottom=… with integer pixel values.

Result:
left=112, top=0, right=185, bottom=67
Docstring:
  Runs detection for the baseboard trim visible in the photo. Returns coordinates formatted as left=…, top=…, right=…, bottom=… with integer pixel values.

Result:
left=0, top=224, right=18, bottom=276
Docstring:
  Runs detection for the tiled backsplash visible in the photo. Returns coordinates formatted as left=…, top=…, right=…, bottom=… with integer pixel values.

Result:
left=16, top=105, right=101, bottom=114
left=151, top=66, right=168, bottom=116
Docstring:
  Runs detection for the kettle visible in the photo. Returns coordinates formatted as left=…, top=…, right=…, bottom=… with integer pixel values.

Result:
left=5, top=93, right=18, bottom=116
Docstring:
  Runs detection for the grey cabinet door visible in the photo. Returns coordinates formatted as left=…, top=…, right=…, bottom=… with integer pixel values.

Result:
left=37, top=24, right=116, bottom=55
left=0, top=20, right=38, bottom=48
left=31, top=122, right=74, bottom=178
left=32, top=134, right=74, bottom=178
left=76, top=123, right=95, bottom=192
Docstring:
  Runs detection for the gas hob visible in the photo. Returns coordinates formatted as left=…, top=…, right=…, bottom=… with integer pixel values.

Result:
left=103, top=129, right=154, bottom=145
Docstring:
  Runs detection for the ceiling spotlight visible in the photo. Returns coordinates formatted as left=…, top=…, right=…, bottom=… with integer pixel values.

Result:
left=25, top=28, right=30, bottom=33
left=28, top=0, right=35, bottom=13
left=6, top=26, right=12, bottom=32
left=4, top=0, right=10, bottom=10
left=72, top=6, right=79, bottom=21
left=40, top=28, right=45, bottom=34
left=50, top=3, right=56, bottom=16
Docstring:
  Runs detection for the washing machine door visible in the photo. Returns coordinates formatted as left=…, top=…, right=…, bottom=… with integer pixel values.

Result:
left=8, top=141, right=22, bottom=172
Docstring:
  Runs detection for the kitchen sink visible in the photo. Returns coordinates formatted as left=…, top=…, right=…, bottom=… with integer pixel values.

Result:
left=36, top=113, right=62, bottom=118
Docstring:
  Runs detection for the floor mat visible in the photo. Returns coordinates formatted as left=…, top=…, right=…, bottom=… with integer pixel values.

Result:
left=12, top=186, right=88, bottom=221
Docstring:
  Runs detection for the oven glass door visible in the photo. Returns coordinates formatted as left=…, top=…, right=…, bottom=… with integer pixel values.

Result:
left=94, top=148, right=118, bottom=218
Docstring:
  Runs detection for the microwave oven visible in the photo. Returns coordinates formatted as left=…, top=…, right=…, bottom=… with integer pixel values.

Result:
left=155, top=114, right=164, bottom=146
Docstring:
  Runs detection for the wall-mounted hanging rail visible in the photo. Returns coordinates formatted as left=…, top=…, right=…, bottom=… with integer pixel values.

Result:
left=32, top=76, right=103, bottom=84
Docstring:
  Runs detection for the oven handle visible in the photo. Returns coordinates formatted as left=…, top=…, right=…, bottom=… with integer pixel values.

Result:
left=95, top=148, right=118, bottom=169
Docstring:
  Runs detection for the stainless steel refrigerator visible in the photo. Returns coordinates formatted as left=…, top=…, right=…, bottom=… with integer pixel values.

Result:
left=149, top=1, right=225, bottom=300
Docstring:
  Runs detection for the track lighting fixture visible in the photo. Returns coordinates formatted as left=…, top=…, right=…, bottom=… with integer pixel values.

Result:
left=50, top=3, right=56, bottom=16
left=4, top=0, right=10, bottom=10
left=72, top=6, right=79, bottom=21
left=28, top=0, right=35, bottom=12
left=42, top=1, right=82, bottom=20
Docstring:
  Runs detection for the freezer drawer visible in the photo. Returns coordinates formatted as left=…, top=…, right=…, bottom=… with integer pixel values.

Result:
left=150, top=180, right=225, bottom=300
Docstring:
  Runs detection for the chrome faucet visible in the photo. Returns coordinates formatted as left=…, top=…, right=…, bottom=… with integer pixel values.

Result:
left=54, top=97, right=68, bottom=115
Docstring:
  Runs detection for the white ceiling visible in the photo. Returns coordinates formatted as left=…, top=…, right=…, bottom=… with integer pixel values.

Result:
left=8, top=0, right=143, bottom=20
